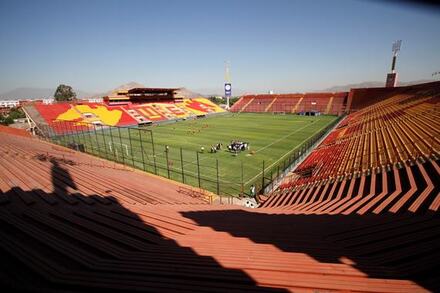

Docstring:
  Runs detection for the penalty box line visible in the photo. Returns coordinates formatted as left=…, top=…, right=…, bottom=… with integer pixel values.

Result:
left=255, top=119, right=319, bottom=153
left=244, top=119, right=328, bottom=186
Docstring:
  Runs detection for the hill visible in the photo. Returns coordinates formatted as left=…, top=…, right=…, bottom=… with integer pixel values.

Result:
left=322, top=79, right=435, bottom=92
left=90, top=81, right=202, bottom=98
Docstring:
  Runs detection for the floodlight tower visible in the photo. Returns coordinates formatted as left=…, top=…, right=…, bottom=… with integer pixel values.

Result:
left=385, top=40, right=402, bottom=87
left=224, top=61, right=232, bottom=109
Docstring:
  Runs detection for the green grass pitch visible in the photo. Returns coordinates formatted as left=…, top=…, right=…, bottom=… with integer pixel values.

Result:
left=54, top=113, right=337, bottom=196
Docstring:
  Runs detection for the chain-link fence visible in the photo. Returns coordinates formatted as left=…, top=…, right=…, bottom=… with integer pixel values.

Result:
left=39, top=121, right=248, bottom=196
left=38, top=117, right=341, bottom=196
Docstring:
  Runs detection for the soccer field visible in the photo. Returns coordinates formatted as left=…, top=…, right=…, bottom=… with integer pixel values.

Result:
left=53, top=113, right=338, bottom=196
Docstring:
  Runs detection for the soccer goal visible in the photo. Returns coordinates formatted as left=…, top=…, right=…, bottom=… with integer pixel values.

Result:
left=108, top=141, right=130, bottom=159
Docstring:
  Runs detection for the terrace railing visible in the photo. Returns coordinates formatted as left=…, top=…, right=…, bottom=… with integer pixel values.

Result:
left=258, top=115, right=344, bottom=194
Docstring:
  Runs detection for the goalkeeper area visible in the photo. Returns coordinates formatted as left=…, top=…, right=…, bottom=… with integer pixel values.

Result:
left=51, top=113, right=338, bottom=196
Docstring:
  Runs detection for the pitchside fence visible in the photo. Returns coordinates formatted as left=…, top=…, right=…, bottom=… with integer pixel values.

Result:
left=38, top=117, right=342, bottom=197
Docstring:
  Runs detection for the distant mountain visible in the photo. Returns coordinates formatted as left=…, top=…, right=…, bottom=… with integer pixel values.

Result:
left=0, top=82, right=205, bottom=101
left=175, top=87, right=203, bottom=98
left=90, top=81, right=203, bottom=99
left=0, top=87, right=94, bottom=100
left=89, top=82, right=146, bottom=98
left=322, top=79, right=435, bottom=92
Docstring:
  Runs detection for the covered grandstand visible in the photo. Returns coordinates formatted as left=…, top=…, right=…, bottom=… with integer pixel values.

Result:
left=231, top=92, right=348, bottom=115
left=23, top=88, right=225, bottom=135
left=0, top=81, right=439, bottom=291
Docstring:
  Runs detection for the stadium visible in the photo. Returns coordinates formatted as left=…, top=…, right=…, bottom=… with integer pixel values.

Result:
left=1, top=1, right=440, bottom=292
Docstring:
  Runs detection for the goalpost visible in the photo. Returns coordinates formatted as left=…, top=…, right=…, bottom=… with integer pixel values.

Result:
left=108, top=141, right=130, bottom=158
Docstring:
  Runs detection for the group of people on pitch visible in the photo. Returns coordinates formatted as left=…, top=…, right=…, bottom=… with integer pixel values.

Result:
left=227, top=140, right=250, bottom=153
left=210, top=143, right=223, bottom=153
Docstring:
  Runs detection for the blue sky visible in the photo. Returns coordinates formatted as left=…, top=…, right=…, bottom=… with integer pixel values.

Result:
left=0, top=0, right=439, bottom=94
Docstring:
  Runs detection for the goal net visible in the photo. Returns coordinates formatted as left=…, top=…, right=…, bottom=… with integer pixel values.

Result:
left=108, top=141, right=130, bottom=159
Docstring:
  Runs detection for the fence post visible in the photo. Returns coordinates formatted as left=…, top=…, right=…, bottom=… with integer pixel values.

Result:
left=65, top=122, right=72, bottom=144
left=216, top=159, right=220, bottom=195
left=66, top=122, right=74, bottom=145
left=261, top=160, right=265, bottom=193
left=165, top=148, right=171, bottom=179
left=93, top=124, right=100, bottom=157
left=58, top=122, right=64, bottom=145
left=73, top=122, right=82, bottom=144
left=139, top=129, right=146, bottom=171
left=80, top=124, right=88, bottom=152
left=87, top=126, right=94, bottom=153
left=150, top=130, right=157, bottom=174
left=117, top=127, right=125, bottom=165
left=127, top=128, right=135, bottom=167
left=100, top=126, right=109, bottom=160
left=180, top=148, right=185, bottom=183
left=108, top=126, right=117, bottom=161
left=196, top=151, right=201, bottom=188
left=62, top=122, right=70, bottom=144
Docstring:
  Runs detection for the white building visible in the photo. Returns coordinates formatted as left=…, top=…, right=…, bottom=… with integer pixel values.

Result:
left=87, top=97, right=103, bottom=103
left=42, top=98, right=54, bottom=104
left=0, top=100, right=20, bottom=108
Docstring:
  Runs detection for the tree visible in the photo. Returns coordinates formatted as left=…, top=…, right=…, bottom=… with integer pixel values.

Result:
left=229, top=97, right=240, bottom=106
left=208, top=96, right=224, bottom=105
left=54, top=84, right=77, bottom=102
left=0, top=114, right=14, bottom=126
left=8, top=107, right=26, bottom=120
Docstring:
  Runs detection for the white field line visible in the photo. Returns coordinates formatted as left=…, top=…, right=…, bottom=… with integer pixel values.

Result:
left=255, top=120, right=318, bottom=153
left=182, top=154, right=211, bottom=168
left=244, top=120, right=330, bottom=185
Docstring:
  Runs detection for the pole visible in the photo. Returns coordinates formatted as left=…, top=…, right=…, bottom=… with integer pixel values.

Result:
left=180, top=148, right=185, bottom=183
left=88, top=125, right=95, bottom=154
left=165, top=147, right=170, bottom=179
left=150, top=130, right=157, bottom=174
left=139, top=129, right=146, bottom=171
left=92, top=124, right=100, bottom=156
left=80, top=123, right=88, bottom=152
left=73, top=122, right=82, bottom=146
left=261, top=160, right=265, bottom=193
left=127, top=128, right=135, bottom=167
left=196, top=151, right=201, bottom=188
left=117, top=127, right=125, bottom=165
left=108, top=126, right=117, bottom=161
left=101, top=125, right=109, bottom=159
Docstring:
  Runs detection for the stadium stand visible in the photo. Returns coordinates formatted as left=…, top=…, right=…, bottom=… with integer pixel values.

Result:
left=346, top=81, right=440, bottom=112
left=34, top=102, right=137, bottom=133
left=178, top=98, right=226, bottom=115
left=1, top=128, right=438, bottom=292
left=2, top=82, right=439, bottom=292
left=231, top=92, right=347, bottom=115
left=28, top=97, right=225, bottom=134
left=263, top=81, right=440, bottom=216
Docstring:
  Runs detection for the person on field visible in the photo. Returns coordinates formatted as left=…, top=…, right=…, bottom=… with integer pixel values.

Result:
left=250, top=185, right=256, bottom=197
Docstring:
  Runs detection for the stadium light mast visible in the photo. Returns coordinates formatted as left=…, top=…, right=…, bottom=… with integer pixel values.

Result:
left=385, top=40, right=402, bottom=87
left=224, top=61, right=232, bottom=109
